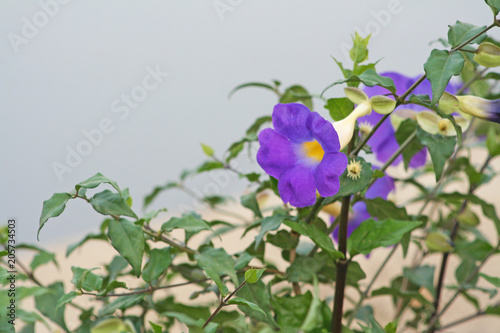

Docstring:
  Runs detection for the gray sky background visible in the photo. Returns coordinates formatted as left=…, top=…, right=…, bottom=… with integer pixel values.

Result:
left=1, top=0, right=497, bottom=247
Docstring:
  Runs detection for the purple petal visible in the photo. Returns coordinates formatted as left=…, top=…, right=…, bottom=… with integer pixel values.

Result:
left=314, top=152, right=347, bottom=197
left=306, top=112, right=341, bottom=153
left=272, top=103, right=314, bottom=143
left=357, top=111, right=395, bottom=152
left=366, top=174, right=395, bottom=200
left=331, top=202, right=370, bottom=241
left=278, top=164, right=316, bottom=207
left=257, top=128, right=297, bottom=178
left=409, top=147, right=427, bottom=168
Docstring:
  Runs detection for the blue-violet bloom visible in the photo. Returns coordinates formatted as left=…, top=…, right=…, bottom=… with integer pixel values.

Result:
left=257, top=103, right=348, bottom=207
left=358, top=72, right=459, bottom=167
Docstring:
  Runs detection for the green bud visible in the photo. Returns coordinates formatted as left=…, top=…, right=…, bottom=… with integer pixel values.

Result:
left=438, top=92, right=460, bottom=115
left=350, top=31, right=370, bottom=63
left=201, top=143, right=214, bottom=157
left=486, top=127, right=500, bottom=157
left=370, top=95, right=396, bottom=115
left=457, top=209, right=480, bottom=227
left=474, top=42, right=500, bottom=67
left=425, top=232, right=453, bottom=252
left=344, top=87, right=369, bottom=105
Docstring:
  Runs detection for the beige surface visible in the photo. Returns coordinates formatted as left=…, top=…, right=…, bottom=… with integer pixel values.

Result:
left=17, top=151, right=500, bottom=332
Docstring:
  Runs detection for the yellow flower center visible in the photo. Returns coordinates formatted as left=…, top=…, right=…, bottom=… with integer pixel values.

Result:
left=301, top=140, right=325, bottom=163
left=359, top=121, right=374, bottom=137
left=347, top=160, right=362, bottom=180
left=438, top=119, right=449, bottom=134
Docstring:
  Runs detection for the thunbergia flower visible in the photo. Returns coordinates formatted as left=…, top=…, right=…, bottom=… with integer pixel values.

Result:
left=358, top=72, right=459, bottom=167
left=257, top=103, right=348, bottom=207
left=331, top=173, right=395, bottom=241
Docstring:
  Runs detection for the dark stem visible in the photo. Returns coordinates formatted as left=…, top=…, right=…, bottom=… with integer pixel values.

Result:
left=203, top=281, right=247, bottom=328
left=331, top=195, right=351, bottom=333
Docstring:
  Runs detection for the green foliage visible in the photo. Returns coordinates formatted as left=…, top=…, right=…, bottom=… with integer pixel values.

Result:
left=107, top=219, right=145, bottom=277
left=447, top=21, right=487, bottom=48
left=325, top=97, right=354, bottom=121
left=424, top=49, right=465, bottom=104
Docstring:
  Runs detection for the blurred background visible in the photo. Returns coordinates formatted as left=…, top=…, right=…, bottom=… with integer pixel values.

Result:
left=1, top=0, right=498, bottom=246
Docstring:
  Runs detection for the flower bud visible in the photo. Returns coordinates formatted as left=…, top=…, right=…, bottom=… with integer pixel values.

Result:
left=332, top=101, right=372, bottom=150
left=425, top=232, right=454, bottom=252
left=457, top=209, right=480, bottom=227
left=344, top=87, right=369, bottom=105
left=438, top=92, right=460, bottom=115
left=474, top=42, right=500, bottom=68
left=370, top=95, right=396, bottom=115
left=456, top=95, right=500, bottom=123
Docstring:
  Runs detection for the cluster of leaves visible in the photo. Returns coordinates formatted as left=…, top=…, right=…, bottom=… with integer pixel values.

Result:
left=3, top=1, right=500, bottom=332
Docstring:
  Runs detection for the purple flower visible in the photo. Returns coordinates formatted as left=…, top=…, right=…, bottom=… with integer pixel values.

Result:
left=257, top=103, right=348, bottom=207
left=332, top=172, right=395, bottom=241
left=358, top=72, right=458, bottom=167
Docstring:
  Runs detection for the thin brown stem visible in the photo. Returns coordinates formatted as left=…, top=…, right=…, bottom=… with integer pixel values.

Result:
left=143, top=224, right=196, bottom=254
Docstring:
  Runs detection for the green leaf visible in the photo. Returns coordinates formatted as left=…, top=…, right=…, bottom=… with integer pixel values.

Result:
left=255, top=214, right=285, bottom=248
left=438, top=192, right=500, bottom=235
left=485, top=0, right=500, bottom=15
left=417, top=128, right=456, bottom=181
left=348, top=219, right=422, bottom=256
left=143, top=182, right=178, bottom=208
left=448, top=21, right=487, bottom=48
left=30, top=251, right=57, bottom=271
left=424, top=49, right=465, bottom=104
left=272, top=292, right=313, bottom=331
left=245, top=268, right=266, bottom=284
left=403, top=265, right=436, bottom=296
left=226, top=141, right=245, bottom=163
left=98, top=294, right=144, bottom=316
left=236, top=280, right=277, bottom=327
left=149, top=321, right=163, bottom=333
left=16, top=286, right=47, bottom=300
left=201, top=143, right=214, bottom=157
left=241, top=192, right=263, bottom=218
left=228, top=82, right=277, bottom=99
left=71, top=267, right=104, bottom=291
left=350, top=32, right=370, bottom=63
left=322, top=70, right=396, bottom=96
left=142, top=247, right=173, bottom=283
left=279, top=85, right=313, bottom=110
left=486, top=304, right=500, bottom=315
left=227, top=296, right=267, bottom=316
left=197, top=161, right=224, bottom=173
left=324, top=97, right=354, bottom=121
left=161, top=214, right=211, bottom=233
left=196, top=247, right=238, bottom=294
left=246, top=116, right=272, bottom=136
left=371, top=287, right=431, bottom=305
left=394, top=119, right=423, bottom=170
left=66, top=233, right=108, bottom=257
left=55, top=291, right=78, bottom=311
left=35, top=282, right=68, bottom=331
left=98, top=280, right=127, bottom=296
left=267, top=230, right=299, bottom=250
left=90, top=190, right=137, bottom=218
left=107, top=218, right=145, bottom=277
left=284, top=221, right=343, bottom=259
left=75, top=172, right=121, bottom=194
left=480, top=273, right=500, bottom=287
left=364, top=198, right=409, bottom=220
left=455, top=259, right=478, bottom=285
left=38, top=192, right=72, bottom=240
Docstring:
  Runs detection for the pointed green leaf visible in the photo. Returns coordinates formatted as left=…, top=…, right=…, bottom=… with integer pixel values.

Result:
left=424, top=49, right=465, bottom=104
left=90, top=190, right=137, bottom=218
left=38, top=192, right=72, bottom=240
left=325, top=97, right=354, bottom=121
left=245, top=268, right=266, bottom=284
left=161, top=214, right=211, bottom=233
left=485, top=0, right=500, bottom=16
left=98, top=280, right=127, bottom=296
left=66, top=233, right=107, bottom=257
left=228, top=297, right=266, bottom=316
left=284, top=221, right=343, bottom=259
left=196, top=247, right=238, bottom=291
left=34, top=282, right=68, bottom=331
left=348, top=219, right=422, bottom=256
left=448, top=21, right=487, bottom=48
left=107, top=219, right=144, bottom=277
left=350, top=32, right=370, bottom=63
left=417, top=128, right=456, bottom=181
left=55, top=291, right=78, bottom=311
left=279, top=85, right=313, bottom=110
left=255, top=214, right=284, bottom=248
left=228, top=82, right=277, bottom=99
left=71, top=267, right=104, bottom=292
left=75, top=172, right=121, bottom=194
left=142, top=247, right=173, bottom=283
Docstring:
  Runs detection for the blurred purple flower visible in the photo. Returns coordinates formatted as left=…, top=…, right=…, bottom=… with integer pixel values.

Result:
left=257, top=103, right=348, bottom=207
left=332, top=172, right=395, bottom=241
left=358, top=72, right=459, bottom=167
